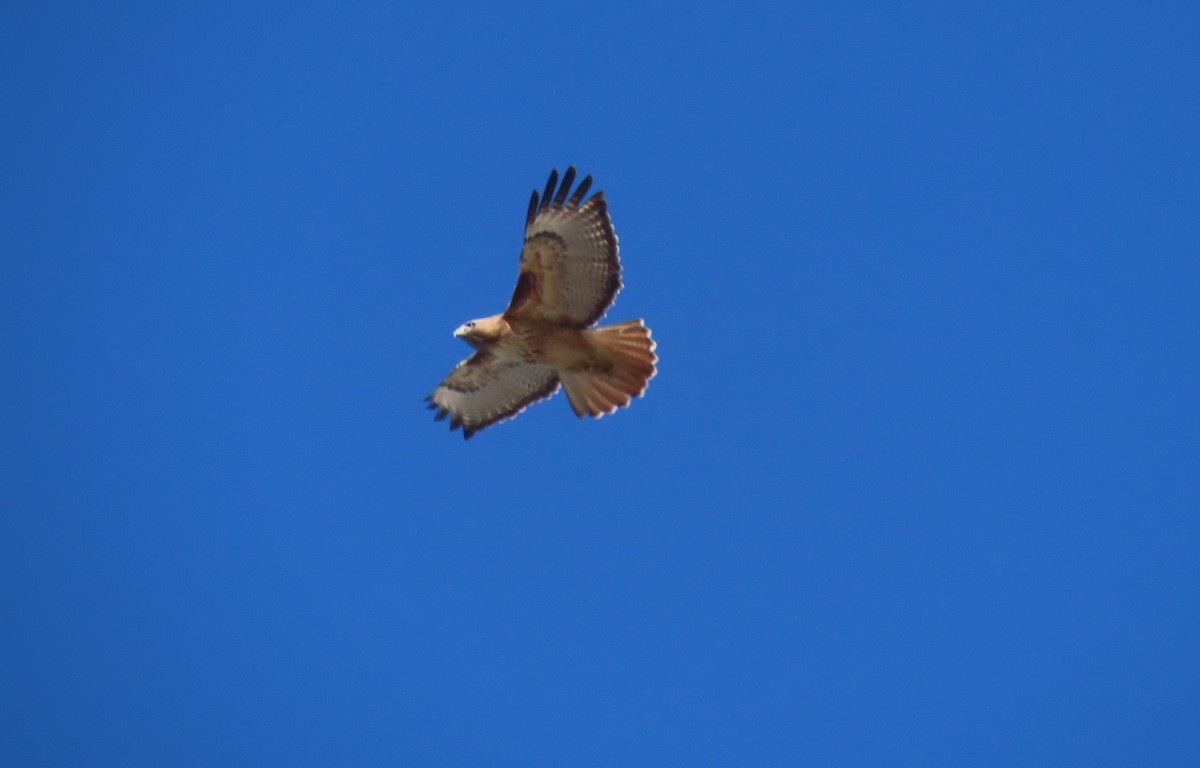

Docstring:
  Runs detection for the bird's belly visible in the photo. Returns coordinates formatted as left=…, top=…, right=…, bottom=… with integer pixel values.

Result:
left=540, top=330, right=603, bottom=371
left=502, top=325, right=601, bottom=371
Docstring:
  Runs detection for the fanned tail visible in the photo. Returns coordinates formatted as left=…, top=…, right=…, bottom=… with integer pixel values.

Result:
left=560, top=320, right=657, bottom=418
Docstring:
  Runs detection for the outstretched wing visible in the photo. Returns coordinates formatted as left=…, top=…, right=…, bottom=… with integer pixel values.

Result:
left=504, top=166, right=621, bottom=327
left=426, top=352, right=560, bottom=439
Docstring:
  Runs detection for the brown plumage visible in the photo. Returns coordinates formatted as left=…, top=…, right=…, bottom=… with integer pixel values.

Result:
left=426, top=167, right=656, bottom=439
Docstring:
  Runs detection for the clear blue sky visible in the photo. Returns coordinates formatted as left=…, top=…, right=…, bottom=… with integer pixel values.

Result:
left=3, top=2, right=1198, bottom=765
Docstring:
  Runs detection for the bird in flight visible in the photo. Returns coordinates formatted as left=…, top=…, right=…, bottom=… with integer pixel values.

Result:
left=427, top=166, right=656, bottom=439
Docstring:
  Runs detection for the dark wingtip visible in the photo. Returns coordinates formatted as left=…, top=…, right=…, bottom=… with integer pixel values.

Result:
left=530, top=165, right=596, bottom=217
left=540, top=169, right=558, bottom=214
left=567, top=174, right=592, bottom=208
left=426, top=395, right=451, bottom=421
left=526, top=189, right=538, bottom=227
left=553, top=166, right=576, bottom=206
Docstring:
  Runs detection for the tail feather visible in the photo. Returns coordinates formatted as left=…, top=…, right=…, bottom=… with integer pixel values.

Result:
left=590, top=376, right=631, bottom=407
left=560, top=319, right=657, bottom=418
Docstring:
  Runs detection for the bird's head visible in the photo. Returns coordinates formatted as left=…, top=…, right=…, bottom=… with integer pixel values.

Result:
left=454, top=315, right=506, bottom=349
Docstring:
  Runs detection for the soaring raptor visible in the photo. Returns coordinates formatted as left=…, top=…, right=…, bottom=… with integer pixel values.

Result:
left=427, top=167, right=656, bottom=439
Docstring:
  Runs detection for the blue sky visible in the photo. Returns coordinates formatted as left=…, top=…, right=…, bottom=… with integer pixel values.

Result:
left=2, top=1, right=1198, bottom=765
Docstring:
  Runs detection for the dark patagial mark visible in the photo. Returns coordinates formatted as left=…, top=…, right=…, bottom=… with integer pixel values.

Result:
left=508, top=270, right=534, bottom=311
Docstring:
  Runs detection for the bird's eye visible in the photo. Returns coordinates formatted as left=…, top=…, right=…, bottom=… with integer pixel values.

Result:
left=466, top=322, right=475, bottom=328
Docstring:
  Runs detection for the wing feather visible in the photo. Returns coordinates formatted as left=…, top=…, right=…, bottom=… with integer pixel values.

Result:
left=566, top=174, right=592, bottom=207
left=553, top=166, right=576, bottom=206
left=426, top=352, right=560, bottom=439
left=504, top=166, right=621, bottom=327
left=526, top=190, right=539, bottom=227
left=540, top=170, right=558, bottom=215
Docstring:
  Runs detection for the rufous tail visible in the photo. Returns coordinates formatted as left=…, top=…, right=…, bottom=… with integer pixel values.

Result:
left=560, top=319, right=658, bottom=418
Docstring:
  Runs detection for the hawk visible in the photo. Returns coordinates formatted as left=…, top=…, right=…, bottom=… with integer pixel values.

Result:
left=426, top=166, right=657, bottom=439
